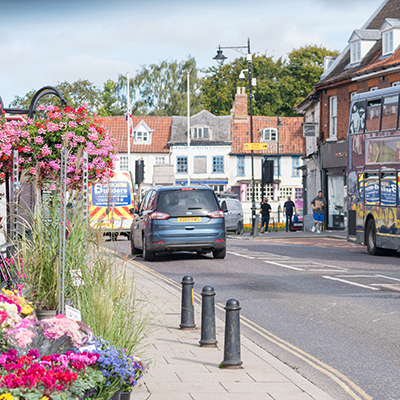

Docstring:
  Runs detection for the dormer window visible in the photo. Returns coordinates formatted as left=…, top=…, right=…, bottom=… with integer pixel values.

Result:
left=261, top=128, right=277, bottom=141
left=348, top=29, right=380, bottom=65
left=380, top=19, right=400, bottom=57
left=383, top=30, right=394, bottom=55
left=191, top=126, right=210, bottom=139
left=351, top=41, right=361, bottom=64
left=134, top=120, right=153, bottom=144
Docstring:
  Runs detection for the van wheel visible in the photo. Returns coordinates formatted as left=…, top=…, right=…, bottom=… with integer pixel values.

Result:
left=366, top=219, right=383, bottom=255
left=143, top=237, right=156, bottom=261
left=235, top=222, right=242, bottom=235
left=213, top=248, right=226, bottom=259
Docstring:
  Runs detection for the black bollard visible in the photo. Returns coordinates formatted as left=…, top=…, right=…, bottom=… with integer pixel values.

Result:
left=180, top=275, right=196, bottom=329
left=199, top=285, right=218, bottom=347
left=221, top=298, right=242, bottom=368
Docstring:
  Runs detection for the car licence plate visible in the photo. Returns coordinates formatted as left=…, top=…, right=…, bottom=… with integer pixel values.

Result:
left=177, top=217, right=201, bottom=223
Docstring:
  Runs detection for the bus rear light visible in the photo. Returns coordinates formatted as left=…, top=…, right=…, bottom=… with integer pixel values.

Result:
left=209, top=210, right=225, bottom=218
left=149, top=212, right=169, bottom=220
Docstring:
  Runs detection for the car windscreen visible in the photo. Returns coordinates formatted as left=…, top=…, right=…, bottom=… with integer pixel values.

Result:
left=156, top=189, right=219, bottom=217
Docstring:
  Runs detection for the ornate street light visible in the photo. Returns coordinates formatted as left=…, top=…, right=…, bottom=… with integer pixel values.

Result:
left=213, top=39, right=257, bottom=234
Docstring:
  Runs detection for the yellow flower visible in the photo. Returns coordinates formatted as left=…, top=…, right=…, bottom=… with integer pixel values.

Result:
left=21, top=304, right=34, bottom=316
left=0, top=393, right=14, bottom=400
left=41, top=397, right=49, bottom=400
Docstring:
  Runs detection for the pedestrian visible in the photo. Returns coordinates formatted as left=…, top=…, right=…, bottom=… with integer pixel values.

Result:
left=283, top=196, right=296, bottom=232
left=311, top=190, right=326, bottom=233
left=260, top=198, right=272, bottom=233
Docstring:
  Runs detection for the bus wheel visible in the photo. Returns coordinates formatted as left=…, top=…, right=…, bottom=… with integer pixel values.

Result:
left=366, top=219, right=383, bottom=256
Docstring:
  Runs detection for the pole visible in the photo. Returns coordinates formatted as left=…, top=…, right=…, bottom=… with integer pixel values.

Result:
left=127, top=72, right=131, bottom=173
left=248, top=39, right=255, bottom=235
left=277, top=119, right=280, bottom=202
left=187, top=72, right=191, bottom=185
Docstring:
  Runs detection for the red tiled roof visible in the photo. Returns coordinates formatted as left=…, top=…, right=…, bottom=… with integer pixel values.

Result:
left=353, top=45, right=400, bottom=76
left=231, top=117, right=305, bottom=155
left=95, top=115, right=172, bottom=153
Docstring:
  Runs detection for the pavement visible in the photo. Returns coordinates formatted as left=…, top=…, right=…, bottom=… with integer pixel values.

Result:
left=128, top=231, right=344, bottom=400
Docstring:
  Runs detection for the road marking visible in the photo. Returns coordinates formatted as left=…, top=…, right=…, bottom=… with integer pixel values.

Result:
left=322, top=276, right=380, bottom=291
left=264, top=261, right=304, bottom=271
left=227, top=251, right=255, bottom=259
left=376, top=274, right=400, bottom=282
left=127, top=255, right=372, bottom=400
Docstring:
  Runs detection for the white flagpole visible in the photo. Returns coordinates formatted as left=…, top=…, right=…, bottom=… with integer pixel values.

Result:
left=187, top=72, right=190, bottom=185
left=127, top=72, right=131, bottom=172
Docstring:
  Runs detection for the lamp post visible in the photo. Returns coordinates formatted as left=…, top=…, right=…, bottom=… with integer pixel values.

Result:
left=213, top=38, right=256, bottom=234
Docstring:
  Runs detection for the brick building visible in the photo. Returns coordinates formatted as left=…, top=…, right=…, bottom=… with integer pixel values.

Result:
left=98, top=88, right=305, bottom=224
left=296, top=0, right=400, bottom=230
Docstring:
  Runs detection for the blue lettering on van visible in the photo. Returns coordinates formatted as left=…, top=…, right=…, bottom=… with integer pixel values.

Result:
left=92, top=181, right=131, bottom=207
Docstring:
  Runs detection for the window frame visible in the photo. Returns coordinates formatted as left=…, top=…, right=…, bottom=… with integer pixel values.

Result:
left=193, top=156, right=207, bottom=174
left=191, top=126, right=210, bottom=140
left=261, top=128, right=278, bottom=142
left=119, top=155, right=129, bottom=171
left=383, top=30, right=394, bottom=56
left=237, top=155, right=245, bottom=177
left=292, top=156, right=300, bottom=177
left=351, top=41, right=361, bottom=64
left=176, top=156, right=188, bottom=174
left=329, top=96, right=337, bottom=139
left=212, top=156, right=224, bottom=174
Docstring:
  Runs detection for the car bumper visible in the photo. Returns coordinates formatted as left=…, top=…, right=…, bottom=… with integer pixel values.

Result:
left=148, top=239, right=226, bottom=253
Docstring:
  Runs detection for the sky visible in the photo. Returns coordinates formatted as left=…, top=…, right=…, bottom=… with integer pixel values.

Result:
left=0, top=0, right=384, bottom=107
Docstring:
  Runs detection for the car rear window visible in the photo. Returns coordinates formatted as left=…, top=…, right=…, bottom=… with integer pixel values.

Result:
left=157, top=189, right=219, bottom=216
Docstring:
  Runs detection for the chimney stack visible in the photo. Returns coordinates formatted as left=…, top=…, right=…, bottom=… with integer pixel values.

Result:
left=231, top=87, right=248, bottom=122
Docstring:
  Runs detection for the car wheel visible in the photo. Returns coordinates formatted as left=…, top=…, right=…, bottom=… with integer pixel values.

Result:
left=213, top=247, right=226, bottom=259
left=366, top=219, right=383, bottom=256
left=131, top=237, right=140, bottom=256
left=235, top=222, right=242, bottom=235
left=143, top=237, right=156, bottom=261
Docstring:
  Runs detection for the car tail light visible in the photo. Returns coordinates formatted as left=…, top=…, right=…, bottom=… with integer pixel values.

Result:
left=209, top=210, right=224, bottom=218
left=215, top=239, right=225, bottom=242
left=149, top=212, right=169, bottom=220
left=152, top=241, right=164, bottom=244
left=180, top=188, right=194, bottom=191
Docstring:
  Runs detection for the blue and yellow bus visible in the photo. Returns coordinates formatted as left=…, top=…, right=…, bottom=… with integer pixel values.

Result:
left=347, top=86, right=400, bottom=255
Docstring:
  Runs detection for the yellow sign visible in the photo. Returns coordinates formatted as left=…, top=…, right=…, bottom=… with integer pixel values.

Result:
left=244, top=143, right=268, bottom=150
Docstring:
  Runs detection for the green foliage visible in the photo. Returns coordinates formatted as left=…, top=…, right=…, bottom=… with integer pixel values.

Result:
left=131, top=56, right=203, bottom=116
left=201, top=44, right=339, bottom=117
left=10, top=80, right=102, bottom=114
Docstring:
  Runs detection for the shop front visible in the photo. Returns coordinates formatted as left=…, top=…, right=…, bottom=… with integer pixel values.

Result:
left=321, top=141, right=347, bottom=230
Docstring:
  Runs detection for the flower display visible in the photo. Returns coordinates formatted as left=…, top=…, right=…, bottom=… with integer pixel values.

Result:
left=0, top=349, right=104, bottom=400
left=90, top=338, right=148, bottom=395
left=0, top=105, right=118, bottom=189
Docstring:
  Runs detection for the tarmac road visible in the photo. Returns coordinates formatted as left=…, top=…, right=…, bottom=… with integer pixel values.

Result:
left=106, top=233, right=400, bottom=400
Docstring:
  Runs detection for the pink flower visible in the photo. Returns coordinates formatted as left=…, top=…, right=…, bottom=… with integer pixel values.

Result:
left=34, top=136, right=44, bottom=145
left=29, top=167, right=36, bottom=175
left=41, top=144, right=52, bottom=156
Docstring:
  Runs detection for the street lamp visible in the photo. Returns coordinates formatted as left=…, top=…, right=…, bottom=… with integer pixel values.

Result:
left=213, top=38, right=257, bottom=234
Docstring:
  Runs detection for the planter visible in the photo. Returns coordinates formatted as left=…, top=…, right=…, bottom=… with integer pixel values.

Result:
left=111, top=391, right=121, bottom=400
left=36, top=309, right=57, bottom=320
left=120, top=391, right=132, bottom=400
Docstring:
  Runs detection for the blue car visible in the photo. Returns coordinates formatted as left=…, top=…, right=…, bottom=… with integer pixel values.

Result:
left=130, top=185, right=226, bottom=261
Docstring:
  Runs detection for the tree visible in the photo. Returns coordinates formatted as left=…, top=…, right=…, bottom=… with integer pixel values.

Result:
left=201, top=45, right=339, bottom=117
left=97, top=79, right=126, bottom=116
left=278, top=45, right=339, bottom=116
left=130, top=56, right=203, bottom=116
left=10, top=79, right=102, bottom=115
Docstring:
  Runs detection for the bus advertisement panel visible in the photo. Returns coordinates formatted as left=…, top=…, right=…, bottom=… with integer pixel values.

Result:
left=347, top=86, right=400, bottom=255
left=89, top=171, right=135, bottom=238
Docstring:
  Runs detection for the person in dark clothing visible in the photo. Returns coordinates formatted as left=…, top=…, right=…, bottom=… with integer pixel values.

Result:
left=283, top=196, right=296, bottom=232
left=260, top=198, right=272, bottom=233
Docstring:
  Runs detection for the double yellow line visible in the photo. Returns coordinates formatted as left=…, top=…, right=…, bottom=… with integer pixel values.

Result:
left=130, top=258, right=372, bottom=400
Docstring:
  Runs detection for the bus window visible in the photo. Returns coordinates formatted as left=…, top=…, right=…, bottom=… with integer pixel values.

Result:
left=365, top=99, right=382, bottom=132
left=381, top=138, right=400, bottom=163
left=349, top=101, right=365, bottom=134
left=365, top=139, right=382, bottom=164
left=358, top=172, right=364, bottom=201
left=381, top=171, right=397, bottom=206
left=381, top=96, right=398, bottom=130
left=364, top=172, right=379, bottom=205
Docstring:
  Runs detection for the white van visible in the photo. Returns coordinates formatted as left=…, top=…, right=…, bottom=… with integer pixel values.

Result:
left=219, top=197, right=243, bottom=234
